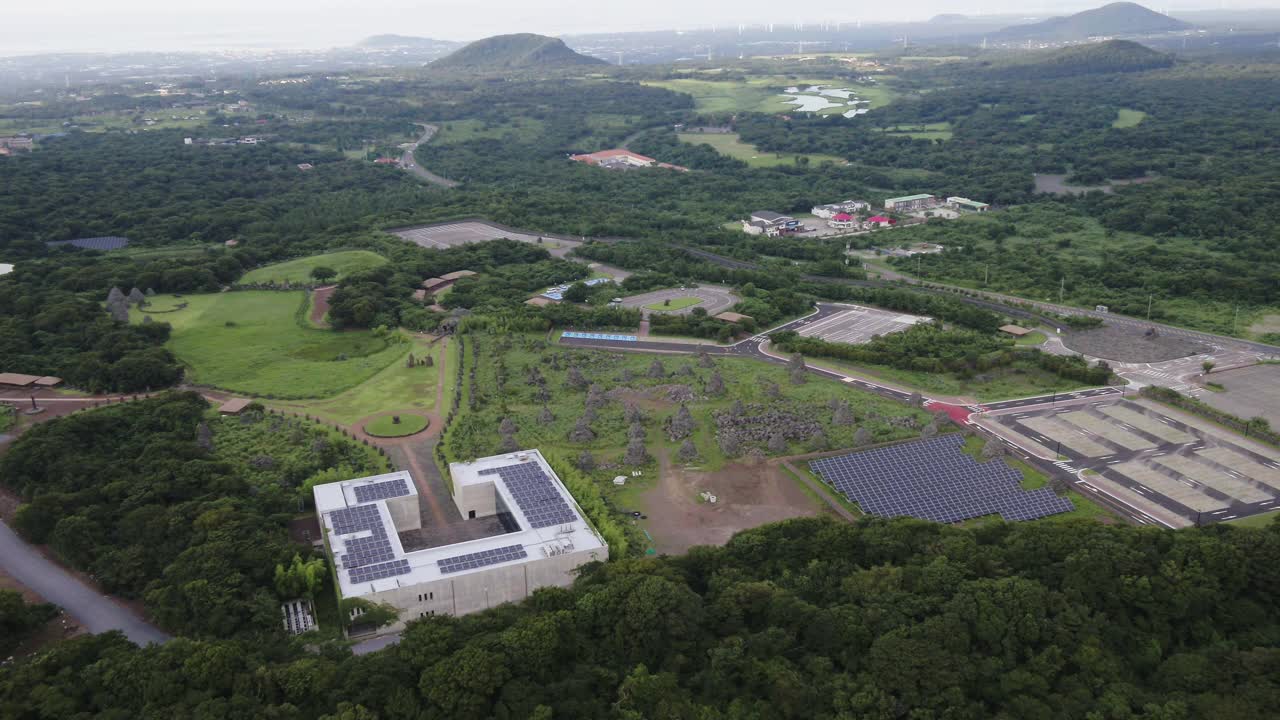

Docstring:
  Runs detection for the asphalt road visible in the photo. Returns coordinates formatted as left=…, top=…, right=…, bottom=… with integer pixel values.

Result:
left=400, top=125, right=459, bottom=188
left=0, top=520, right=170, bottom=646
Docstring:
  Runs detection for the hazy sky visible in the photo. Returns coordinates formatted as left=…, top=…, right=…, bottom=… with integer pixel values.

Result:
left=1, top=0, right=1272, bottom=54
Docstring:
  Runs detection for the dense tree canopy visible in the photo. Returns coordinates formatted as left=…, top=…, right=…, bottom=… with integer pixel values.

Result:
left=2, top=516, right=1279, bottom=718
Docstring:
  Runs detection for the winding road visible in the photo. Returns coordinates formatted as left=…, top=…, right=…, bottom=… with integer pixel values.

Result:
left=400, top=124, right=459, bottom=188
left=0, top=521, right=169, bottom=646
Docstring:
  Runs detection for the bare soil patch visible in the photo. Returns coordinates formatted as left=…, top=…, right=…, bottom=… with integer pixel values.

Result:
left=1063, top=324, right=1210, bottom=362
left=639, top=450, right=824, bottom=555
left=310, top=285, right=336, bottom=327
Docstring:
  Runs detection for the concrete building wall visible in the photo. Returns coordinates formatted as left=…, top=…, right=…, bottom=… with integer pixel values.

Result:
left=386, top=495, right=421, bottom=531
left=454, top=479, right=498, bottom=519
left=363, top=545, right=609, bottom=632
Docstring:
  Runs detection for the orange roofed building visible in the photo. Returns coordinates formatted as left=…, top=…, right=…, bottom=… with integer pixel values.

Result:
left=569, top=149, right=688, bottom=172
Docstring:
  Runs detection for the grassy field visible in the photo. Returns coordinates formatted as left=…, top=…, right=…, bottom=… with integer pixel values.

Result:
left=806, top=356, right=1096, bottom=403
left=1227, top=510, right=1280, bottom=529
left=241, top=251, right=388, bottom=284
left=133, top=291, right=406, bottom=398
left=643, top=297, right=704, bottom=311
left=365, top=414, right=429, bottom=437
left=677, top=132, right=845, bottom=167
left=1112, top=108, right=1147, bottom=128
left=269, top=336, right=449, bottom=424
left=444, top=332, right=934, bottom=472
left=434, top=117, right=546, bottom=145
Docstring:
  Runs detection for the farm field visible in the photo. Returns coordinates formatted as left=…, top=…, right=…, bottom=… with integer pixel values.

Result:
left=132, top=291, right=405, bottom=398
left=677, top=131, right=845, bottom=167
left=240, top=250, right=388, bottom=284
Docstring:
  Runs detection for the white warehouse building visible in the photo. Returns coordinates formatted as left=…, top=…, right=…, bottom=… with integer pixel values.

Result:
left=314, top=450, right=607, bottom=634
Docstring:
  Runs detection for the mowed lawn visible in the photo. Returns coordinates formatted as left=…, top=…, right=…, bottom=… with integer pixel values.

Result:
left=677, top=132, right=845, bottom=168
left=269, top=335, right=451, bottom=424
left=644, top=296, right=704, bottom=311
left=240, top=250, right=388, bottom=285
left=135, top=291, right=405, bottom=398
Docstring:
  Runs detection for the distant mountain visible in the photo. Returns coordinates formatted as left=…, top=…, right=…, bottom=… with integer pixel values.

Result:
left=358, top=34, right=458, bottom=51
left=994, top=2, right=1191, bottom=41
left=981, top=39, right=1174, bottom=79
left=431, top=33, right=607, bottom=70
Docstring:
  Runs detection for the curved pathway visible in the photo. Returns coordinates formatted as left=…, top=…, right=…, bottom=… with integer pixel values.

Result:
left=400, top=124, right=459, bottom=188
left=0, top=521, right=169, bottom=646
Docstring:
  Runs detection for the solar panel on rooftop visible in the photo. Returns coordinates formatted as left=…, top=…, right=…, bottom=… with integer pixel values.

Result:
left=438, top=544, right=529, bottom=574
left=478, top=462, right=579, bottom=528
left=353, top=477, right=412, bottom=503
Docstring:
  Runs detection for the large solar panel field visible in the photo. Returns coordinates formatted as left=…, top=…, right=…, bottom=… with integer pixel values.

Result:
left=810, top=434, right=1073, bottom=523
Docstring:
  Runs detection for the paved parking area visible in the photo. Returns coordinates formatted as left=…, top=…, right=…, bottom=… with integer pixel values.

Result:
left=1197, top=363, right=1280, bottom=429
left=391, top=221, right=579, bottom=254
left=990, top=398, right=1280, bottom=527
left=619, top=286, right=740, bottom=317
left=794, top=303, right=930, bottom=345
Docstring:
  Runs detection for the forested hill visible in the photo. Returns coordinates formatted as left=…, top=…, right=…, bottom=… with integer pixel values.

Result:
left=980, top=40, right=1174, bottom=79
left=2, top=516, right=1280, bottom=717
left=993, top=2, right=1192, bottom=41
left=430, top=33, right=607, bottom=69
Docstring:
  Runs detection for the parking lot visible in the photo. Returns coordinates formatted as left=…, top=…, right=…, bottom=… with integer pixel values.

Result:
left=390, top=221, right=580, bottom=256
left=793, top=303, right=930, bottom=345
left=990, top=398, right=1280, bottom=527
left=619, top=286, right=740, bottom=317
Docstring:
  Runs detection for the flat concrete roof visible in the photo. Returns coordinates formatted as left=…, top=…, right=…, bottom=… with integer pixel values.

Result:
left=714, top=311, right=753, bottom=323
left=1000, top=324, right=1033, bottom=336
left=316, top=451, right=605, bottom=599
left=0, top=373, right=40, bottom=386
left=440, top=270, right=477, bottom=281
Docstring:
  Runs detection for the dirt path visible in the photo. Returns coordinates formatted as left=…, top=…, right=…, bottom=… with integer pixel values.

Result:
left=309, top=285, right=336, bottom=327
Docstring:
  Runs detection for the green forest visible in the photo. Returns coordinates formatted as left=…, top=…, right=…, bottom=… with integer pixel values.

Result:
left=2, top=517, right=1280, bottom=718
left=0, top=393, right=387, bottom=637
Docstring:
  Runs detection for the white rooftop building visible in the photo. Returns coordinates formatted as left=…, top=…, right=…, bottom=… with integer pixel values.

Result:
left=314, top=450, right=607, bottom=634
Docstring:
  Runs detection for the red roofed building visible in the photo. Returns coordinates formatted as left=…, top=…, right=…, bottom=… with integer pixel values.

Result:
left=867, top=216, right=897, bottom=228
left=374, top=157, right=398, bottom=165
left=569, top=149, right=688, bottom=172
left=828, top=212, right=858, bottom=230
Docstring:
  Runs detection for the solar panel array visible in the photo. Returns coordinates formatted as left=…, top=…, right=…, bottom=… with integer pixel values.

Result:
left=438, top=544, right=529, bottom=575
left=353, top=477, right=412, bottom=503
left=479, top=462, right=579, bottom=528
left=328, top=504, right=411, bottom=584
left=811, top=435, right=1073, bottom=523
left=45, top=236, right=131, bottom=251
